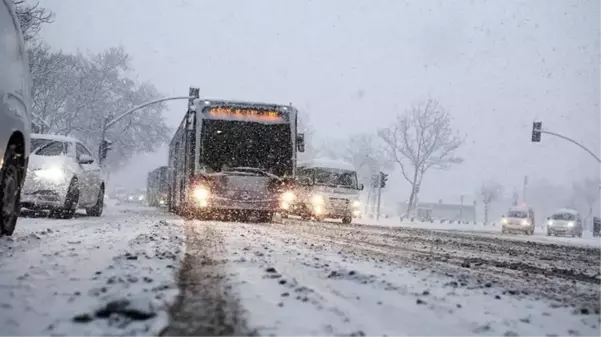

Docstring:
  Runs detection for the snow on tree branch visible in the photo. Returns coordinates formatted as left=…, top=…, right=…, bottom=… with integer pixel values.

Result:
left=378, top=99, right=464, bottom=213
left=12, top=0, right=54, bottom=42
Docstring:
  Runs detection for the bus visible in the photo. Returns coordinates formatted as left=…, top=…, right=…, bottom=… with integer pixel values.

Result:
left=147, top=166, right=168, bottom=207
left=167, top=88, right=303, bottom=222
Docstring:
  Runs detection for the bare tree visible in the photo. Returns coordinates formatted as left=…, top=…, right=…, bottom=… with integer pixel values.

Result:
left=572, top=178, right=600, bottom=224
left=478, top=180, right=504, bottom=225
left=12, top=0, right=54, bottom=42
left=379, top=99, right=463, bottom=213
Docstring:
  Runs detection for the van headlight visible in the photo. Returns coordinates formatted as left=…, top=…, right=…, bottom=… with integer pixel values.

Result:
left=501, top=218, right=508, bottom=224
left=521, top=219, right=529, bottom=226
left=568, top=221, right=574, bottom=227
left=352, top=200, right=360, bottom=208
left=311, top=194, right=325, bottom=206
left=547, top=220, right=553, bottom=226
left=281, top=191, right=295, bottom=203
left=34, top=167, right=65, bottom=182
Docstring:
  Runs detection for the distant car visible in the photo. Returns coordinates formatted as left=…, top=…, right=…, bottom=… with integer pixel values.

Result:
left=125, top=189, right=146, bottom=204
left=546, top=208, right=583, bottom=237
left=501, top=205, right=535, bottom=235
left=20, top=134, right=105, bottom=219
left=0, top=0, right=32, bottom=236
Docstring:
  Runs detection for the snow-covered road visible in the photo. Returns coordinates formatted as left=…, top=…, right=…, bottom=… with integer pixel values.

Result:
left=0, top=206, right=184, bottom=336
left=1, top=206, right=599, bottom=336
left=167, top=218, right=600, bottom=336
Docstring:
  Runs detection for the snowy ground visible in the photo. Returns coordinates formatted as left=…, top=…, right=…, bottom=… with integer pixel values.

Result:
left=166, top=218, right=600, bottom=336
left=2, top=206, right=599, bottom=336
left=0, top=205, right=184, bottom=336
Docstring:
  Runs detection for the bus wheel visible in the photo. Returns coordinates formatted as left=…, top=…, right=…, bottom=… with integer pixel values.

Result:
left=342, top=216, right=352, bottom=224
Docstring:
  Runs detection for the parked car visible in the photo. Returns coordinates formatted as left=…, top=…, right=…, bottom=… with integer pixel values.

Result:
left=0, top=0, right=32, bottom=236
left=546, top=208, right=583, bottom=237
left=20, top=134, right=105, bottom=219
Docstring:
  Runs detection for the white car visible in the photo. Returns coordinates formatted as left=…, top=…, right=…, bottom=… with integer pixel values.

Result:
left=0, top=0, right=32, bottom=236
left=20, top=134, right=105, bottom=218
left=501, top=205, right=535, bottom=235
left=547, top=208, right=583, bottom=237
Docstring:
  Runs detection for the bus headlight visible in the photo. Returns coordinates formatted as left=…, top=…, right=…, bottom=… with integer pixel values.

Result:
left=311, top=194, right=325, bottom=206
left=193, top=186, right=210, bottom=202
left=352, top=200, right=360, bottom=208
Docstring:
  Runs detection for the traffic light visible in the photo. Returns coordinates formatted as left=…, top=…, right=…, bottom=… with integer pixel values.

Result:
left=531, top=121, right=542, bottom=142
left=380, top=172, right=388, bottom=188
left=99, top=139, right=113, bottom=163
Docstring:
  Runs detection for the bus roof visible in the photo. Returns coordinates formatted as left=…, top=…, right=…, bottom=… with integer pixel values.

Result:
left=193, top=99, right=297, bottom=111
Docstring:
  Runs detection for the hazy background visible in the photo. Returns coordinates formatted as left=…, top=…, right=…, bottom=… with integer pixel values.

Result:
left=38, top=0, right=600, bottom=213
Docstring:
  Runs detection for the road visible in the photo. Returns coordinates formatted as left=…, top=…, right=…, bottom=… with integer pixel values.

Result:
left=1, top=206, right=599, bottom=336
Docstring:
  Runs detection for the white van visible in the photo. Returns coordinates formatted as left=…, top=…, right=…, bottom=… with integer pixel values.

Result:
left=501, top=205, right=535, bottom=235
left=287, top=159, right=363, bottom=224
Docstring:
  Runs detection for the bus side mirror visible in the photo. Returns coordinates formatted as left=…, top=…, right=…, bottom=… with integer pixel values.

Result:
left=358, top=183, right=364, bottom=191
left=297, top=133, right=305, bottom=153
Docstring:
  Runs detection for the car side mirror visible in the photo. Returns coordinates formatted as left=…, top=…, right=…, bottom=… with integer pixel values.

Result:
left=546, top=216, right=550, bottom=220
left=501, top=214, right=505, bottom=218
left=358, top=183, right=364, bottom=191
left=78, top=154, right=95, bottom=164
left=297, top=133, right=305, bottom=153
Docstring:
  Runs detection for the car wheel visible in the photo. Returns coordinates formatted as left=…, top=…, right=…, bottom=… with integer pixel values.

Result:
left=51, top=179, right=79, bottom=219
left=547, top=231, right=552, bottom=236
left=86, top=185, right=104, bottom=217
left=342, top=215, right=352, bottom=224
left=0, top=144, right=24, bottom=236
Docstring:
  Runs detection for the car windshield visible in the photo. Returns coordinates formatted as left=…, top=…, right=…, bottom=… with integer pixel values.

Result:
left=507, top=210, right=528, bottom=218
left=30, top=139, right=54, bottom=153
left=551, top=213, right=576, bottom=221
left=31, top=139, right=67, bottom=156
left=314, top=168, right=358, bottom=189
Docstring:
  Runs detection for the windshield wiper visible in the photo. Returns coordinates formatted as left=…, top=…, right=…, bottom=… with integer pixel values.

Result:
left=223, top=167, right=278, bottom=179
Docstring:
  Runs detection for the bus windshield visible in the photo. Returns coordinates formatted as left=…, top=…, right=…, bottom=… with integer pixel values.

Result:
left=200, top=119, right=293, bottom=177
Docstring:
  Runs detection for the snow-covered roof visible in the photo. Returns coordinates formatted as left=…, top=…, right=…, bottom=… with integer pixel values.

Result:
left=298, top=158, right=356, bottom=171
left=31, top=133, right=78, bottom=143
left=552, top=208, right=579, bottom=215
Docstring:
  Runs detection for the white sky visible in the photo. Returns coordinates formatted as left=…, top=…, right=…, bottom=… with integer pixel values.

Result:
left=38, top=0, right=600, bottom=207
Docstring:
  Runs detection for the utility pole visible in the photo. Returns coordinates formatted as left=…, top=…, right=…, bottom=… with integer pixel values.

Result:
left=523, top=175, right=528, bottom=203
left=98, top=95, right=195, bottom=166
left=459, top=195, right=464, bottom=222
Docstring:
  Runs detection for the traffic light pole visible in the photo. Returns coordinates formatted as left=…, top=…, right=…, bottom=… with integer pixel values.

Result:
left=98, top=95, right=195, bottom=166
left=376, top=173, right=382, bottom=220
left=539, top=130, right=600, bottom=164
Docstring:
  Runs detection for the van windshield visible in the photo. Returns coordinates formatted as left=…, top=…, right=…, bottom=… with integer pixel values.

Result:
left=507, top=210, right=528, bottom=218
left=314, top=168, right=358, bottom=189
left=551, top=213, right=576, bottom=221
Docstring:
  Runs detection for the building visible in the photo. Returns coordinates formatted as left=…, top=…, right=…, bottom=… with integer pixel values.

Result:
left=397, top=201, right=476, bottom=223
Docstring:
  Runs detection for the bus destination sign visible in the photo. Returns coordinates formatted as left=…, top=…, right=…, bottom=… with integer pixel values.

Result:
left=207, top=106, right=283, bottom=122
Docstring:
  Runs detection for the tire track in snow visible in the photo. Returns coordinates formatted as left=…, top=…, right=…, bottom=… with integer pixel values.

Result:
left=163, top=221, right=253, bottom=336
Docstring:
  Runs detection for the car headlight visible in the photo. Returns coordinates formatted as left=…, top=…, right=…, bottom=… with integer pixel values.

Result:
left=159, top=200, right=165, bottom=205
left=281, top=191, right=295, bottom=203
left=547, top=220, right=553, bottom=226
left=138, top=195, right=145, bottom=201
left=501, top=218, right=508, bottom=224
left=521, top=219, right=529, bottom=226
left=352, top=200, right=360, bottom=208
left=311, top=194, right=325, bottom=205
left=34, top=167, right=65, bottom=182
left=128, top=196, right=134, bottom=201
left=568, top=221, right=574, bottom=227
